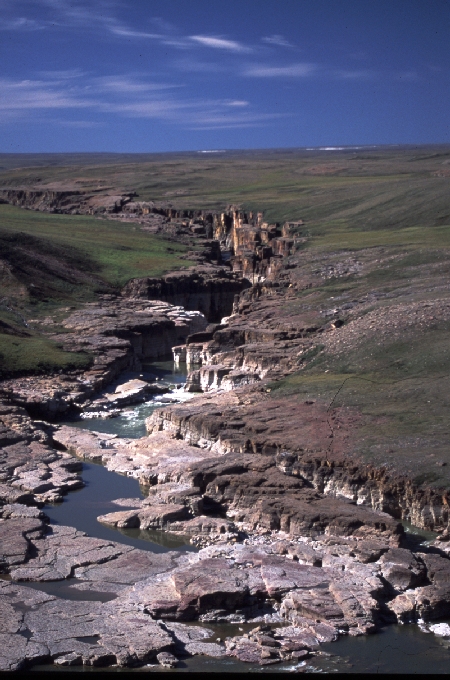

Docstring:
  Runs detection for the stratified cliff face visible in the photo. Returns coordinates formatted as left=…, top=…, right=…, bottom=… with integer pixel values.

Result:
left=0, top=188, right=137, bottom=214
left=139, top=205, right=301, bottom=284
left=147, top=392, right=450, bottom=533
left=122, top=266, right=249, bottom=322
left=0, top=299, right=208, bottom=418
left=117, top=206, right=305, bottom=316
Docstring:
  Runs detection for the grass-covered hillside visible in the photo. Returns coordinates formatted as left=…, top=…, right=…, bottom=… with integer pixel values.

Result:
left=0, top=204, right=191, bottom=295
left=0, top=203, right=193, bottom=378
left=1, top=146, right=449, bottom=228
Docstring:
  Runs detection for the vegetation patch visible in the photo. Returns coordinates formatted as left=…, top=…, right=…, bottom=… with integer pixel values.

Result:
left=0, top=204, right=193, bottom=293
left=0, top=333, right=91, bottom=379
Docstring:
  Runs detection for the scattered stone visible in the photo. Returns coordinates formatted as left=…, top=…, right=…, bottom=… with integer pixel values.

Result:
left=156, top=651, right=179, bottom=667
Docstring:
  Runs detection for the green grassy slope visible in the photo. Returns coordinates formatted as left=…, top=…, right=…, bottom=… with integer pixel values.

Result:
left=2, top=147, right=448, bottom=229
left=0, top=204, right=191, bottom=291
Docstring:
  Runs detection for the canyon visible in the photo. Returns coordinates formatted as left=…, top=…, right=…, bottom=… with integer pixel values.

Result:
left=0, top=150, right=450, bottom=670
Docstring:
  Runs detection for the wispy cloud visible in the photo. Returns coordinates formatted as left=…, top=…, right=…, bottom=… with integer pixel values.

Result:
left=38, top=69, right=88, bottom=80
left=0, top=17, right=46, bottom=30
left=172, top=58, right=227, bottom=74
left=108, top=25, right=162, bottom=40
left=57, top=119, right=103, bottom=128
left=4, top=2, right=253, bottom=56
left=226, top=100, right=249, bottom=107
left=333, top=69, right=377, bottom=80
left=0, top=78, right=94, bottom=111
left=93, top=76, right=178, bottom=94
left=244, top=63, right=317, bottom=77
left=0, top=73, right=276, bottom=130
left=262, top=34, right=293, bottom=48
left=38, top=0, right=111, bottom=27
left=189, top=35, right=252, bottom=53
left=188, top=112, right=287, bottom=131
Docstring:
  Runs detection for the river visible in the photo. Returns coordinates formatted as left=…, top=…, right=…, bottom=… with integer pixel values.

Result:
left=26, top=360, right=450, bottom=673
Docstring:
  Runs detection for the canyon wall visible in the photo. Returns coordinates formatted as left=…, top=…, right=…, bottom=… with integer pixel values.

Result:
left=122, top=267, right=249, bottom=322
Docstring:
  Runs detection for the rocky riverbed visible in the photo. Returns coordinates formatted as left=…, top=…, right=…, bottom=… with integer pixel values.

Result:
left=1, top=369, right=450, bottom=670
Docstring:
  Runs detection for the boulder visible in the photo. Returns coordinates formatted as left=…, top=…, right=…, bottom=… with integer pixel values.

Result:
left=379, top=548, right=426, bottom=592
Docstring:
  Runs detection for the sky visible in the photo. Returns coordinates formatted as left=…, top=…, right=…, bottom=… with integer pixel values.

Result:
left=0, top=0, right=449, bottom=152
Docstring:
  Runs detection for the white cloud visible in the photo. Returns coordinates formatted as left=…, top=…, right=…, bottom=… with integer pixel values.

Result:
left=2, top=2, right=258, bottom=57
left=189, top=35, right=252, bottom=53
left=0, top=17, right=46, bottom=30
left=244, top=63, right=317, bottom=77
left=0, top=78, right=94, bottom=111
left=160, top=38, right=192, bottom=49
left=108, top=25, right=161, bottom=39
left=225, top=100, right=249, bottom=107
left=93, top=76, right=177, bottom=94
left=188, top=112, right=287, bottom=130
left=0, top=74, right=275, bottom=130
left=262, top=35, right=293, bottom=48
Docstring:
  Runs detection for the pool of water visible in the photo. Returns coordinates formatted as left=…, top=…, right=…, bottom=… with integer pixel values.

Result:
left=46, top=360, right=196, bottom=553
left=316, top=621, right=450, bottom=674
left=45, top=461, right=196, bottom=553
left=30, top=622, right=450, bottom=674
left=402, top=520, right=439, bottom=549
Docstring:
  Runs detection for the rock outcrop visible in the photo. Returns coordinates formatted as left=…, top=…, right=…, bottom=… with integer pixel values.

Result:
left=0, top=299, right=207, bottom=418
left=122, top=265, right=248, bottom=322
left=1, top=503, right=449, bottom=670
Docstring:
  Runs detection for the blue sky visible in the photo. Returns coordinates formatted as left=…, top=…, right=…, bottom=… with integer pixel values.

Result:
left=0, top=0, right=449, bottom=152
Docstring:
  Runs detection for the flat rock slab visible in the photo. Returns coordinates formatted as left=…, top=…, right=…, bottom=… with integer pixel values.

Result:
left=24, top=599, right=174, bottom=668
left=2, top=522, right=450, bottom=669
left=0, top=516, right=44, bottom=569
left=53, top=426, right=221, bottom=485
left=98, top=503, right=190, bottom=530
left=74, top=547, right=184, bottom=585
left=9, top=525, right=131, bottom=581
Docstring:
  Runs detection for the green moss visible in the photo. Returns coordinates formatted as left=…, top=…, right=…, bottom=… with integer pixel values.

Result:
left=0, top=333, right=91, bottom=379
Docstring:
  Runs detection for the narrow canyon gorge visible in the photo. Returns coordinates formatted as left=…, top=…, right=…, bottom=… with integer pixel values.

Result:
left=1, top=189, right=449, bottom=671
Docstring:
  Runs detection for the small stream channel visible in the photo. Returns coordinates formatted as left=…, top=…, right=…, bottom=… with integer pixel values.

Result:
left=23, top=360, right=450, bottom=673
left=47, top=361, right=196, bottom=553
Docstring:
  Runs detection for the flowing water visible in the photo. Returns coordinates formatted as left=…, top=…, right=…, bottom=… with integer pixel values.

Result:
left=62, top=360, right=192, bottom=439
left=25, top=360, right=450, bottom=672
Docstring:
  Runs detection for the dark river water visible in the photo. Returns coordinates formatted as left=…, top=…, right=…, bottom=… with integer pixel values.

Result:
left=26, top=360, right=450, bottom=673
